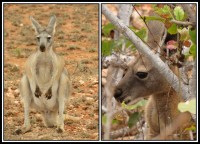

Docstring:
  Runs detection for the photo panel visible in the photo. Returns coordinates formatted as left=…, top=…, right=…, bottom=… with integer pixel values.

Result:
left=3, top=3, right=99, bottom=141
left=101, top=3, right=197, bottom=141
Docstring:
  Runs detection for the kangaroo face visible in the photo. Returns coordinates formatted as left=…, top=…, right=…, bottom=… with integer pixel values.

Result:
left=30, top=16, right=56, bottom=53
left=36, top=31, right=53, bottom=52
left=114, top=56, right=168, bottom=104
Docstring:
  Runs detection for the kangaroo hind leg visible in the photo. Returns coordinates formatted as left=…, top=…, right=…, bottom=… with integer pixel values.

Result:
left=56, top=70, right=71, bottom=133
left=15, top=75, right=32, bottom=134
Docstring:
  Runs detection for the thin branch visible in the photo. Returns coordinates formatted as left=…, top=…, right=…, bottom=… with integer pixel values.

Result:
left=110, top=126, right=139, bottom=139
left=104, top=85, right=113, bottom=140
left=133, top=5, right=165, bottom=56
left=170, top=19, right=194, bottom=26
left=189, top=59, right=196, bottom=121
left=103, top=58, right=125, bottom=140
left=103, top=4, right=133, bottom=140
left=189, top=59, right=196, bottom=97
left=181, top=4, right=196, bottom=26
left=102, top=5, right=191, bottom=101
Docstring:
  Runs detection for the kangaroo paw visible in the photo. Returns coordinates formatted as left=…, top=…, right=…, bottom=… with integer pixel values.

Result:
left=35, top=86, right=42, bottom=98
left=45, top=88, right=52, bottom=99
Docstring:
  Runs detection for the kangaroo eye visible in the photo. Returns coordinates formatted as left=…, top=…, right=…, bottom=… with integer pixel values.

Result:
left=47, top=36, right=51, bottom=42
left=136, top=72, right=148, bottom=79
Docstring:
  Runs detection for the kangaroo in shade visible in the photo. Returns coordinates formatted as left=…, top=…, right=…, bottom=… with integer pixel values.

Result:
left=113, top=16, right=193, bottom=140
left=16, top=15, right=71, bottom=134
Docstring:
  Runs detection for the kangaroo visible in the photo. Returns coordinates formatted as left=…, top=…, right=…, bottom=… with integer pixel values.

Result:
left=113, top=17, right=193, bottom=140
left=16, top=15, right=71, bottom=134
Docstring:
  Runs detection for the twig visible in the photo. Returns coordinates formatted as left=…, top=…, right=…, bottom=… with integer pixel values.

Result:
left=104, top=84, right=113, bottom=140
left=132, top=5, right=165, bottom=56
left=170, top=19, right=194, bottom=26
left=181, top=4, right=196, bottom=26
left=110, top=126, right=139, bottom=139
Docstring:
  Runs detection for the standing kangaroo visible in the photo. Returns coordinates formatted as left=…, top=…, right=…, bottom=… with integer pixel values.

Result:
left=16, top=15, right=71, bottom=134
left=113, top=18, right=192, bottom=140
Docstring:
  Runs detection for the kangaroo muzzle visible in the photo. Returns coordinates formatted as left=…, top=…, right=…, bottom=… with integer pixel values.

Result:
left=40, top=45, right=45, bottom=52
left=114, top=88, right=124, bottom=103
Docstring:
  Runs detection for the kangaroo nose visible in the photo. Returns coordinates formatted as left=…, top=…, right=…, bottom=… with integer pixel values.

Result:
left=40, top=45, right=45, bottom=52
left=114, top=88, right=123, bottom=99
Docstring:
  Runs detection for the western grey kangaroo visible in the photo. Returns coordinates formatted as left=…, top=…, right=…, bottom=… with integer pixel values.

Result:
left=113, top=17, right=192, bottom=140
left=16, top=15, right=71, bottom=134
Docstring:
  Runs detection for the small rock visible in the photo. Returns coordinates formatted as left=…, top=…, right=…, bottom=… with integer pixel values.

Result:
left=7, top=92, right=15, bottom=98
left=14, top=89, right=20, bottom=97
left=92, top=132, right=98, bottom=138
left=86, top=97, right=94, bottom=101
left=65, top=114, right=81, bottom=121
left=79, top=80, right=85, bottom=85
left=14, top=100, right=19, bottom=104
left=89, top=89, right=94, bottom=94
left=92, top=80, right=98, bottom=85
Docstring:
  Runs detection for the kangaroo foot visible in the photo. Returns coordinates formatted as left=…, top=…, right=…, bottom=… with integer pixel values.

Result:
left=15, top=125, right=31, bottom=135
left=56, top=126, right=64, bottom=133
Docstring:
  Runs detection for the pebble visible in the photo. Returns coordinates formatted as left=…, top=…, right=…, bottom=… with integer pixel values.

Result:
left=79, top=80, right=85, bottom=85
left=89, top=89, right=94, bottom=94
left=86, top=97, right=94, bottom=101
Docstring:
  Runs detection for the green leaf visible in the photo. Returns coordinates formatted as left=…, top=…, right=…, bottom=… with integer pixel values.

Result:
left=167, top=23, right=177, bottom=34
left=144, top=16, right=165, bottom=23
left=129, top=27, right=147, bottom=41
left=189, top=29, right=196, bottom=44
left=156, top=5, right=171, bottom=14
left=135, top=28, right=147, bottom=41
left=154, top=5, right=173, bottom=19
left=174, top=6, right=185, bottom=21
left=121, top=99, right=147, bottom=110
left=102, top=114, right=120, bottom=125
left=178, top=98, right=196, bottom=114
left=177, top=28, right=190, bottom=41
left=189, top=44, right=196, bottom=59
left=125, top=40, right=136, bottom=50
left=102, top=40, right=113, bottom=56
left=185, top=125, right=196, bottom=131
left=112, top=119, right=120, bottom=124
left=128, top=112, right=140, bottom=128
left=102, top=23, right=115, bottom=37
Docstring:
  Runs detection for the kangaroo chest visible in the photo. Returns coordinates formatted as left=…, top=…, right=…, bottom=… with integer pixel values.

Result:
left=33, top=55, right=58, bottom=110
left=35, top=56, right=54, bottom=84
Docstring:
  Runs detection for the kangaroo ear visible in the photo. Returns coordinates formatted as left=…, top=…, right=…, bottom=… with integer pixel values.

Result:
left=46, top=15, right=56, bottom=35
left=30, top=16, right=43, bottom=35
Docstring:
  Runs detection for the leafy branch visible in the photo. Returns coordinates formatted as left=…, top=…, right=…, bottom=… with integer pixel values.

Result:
left=102, top=4, right=194, bottom=102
